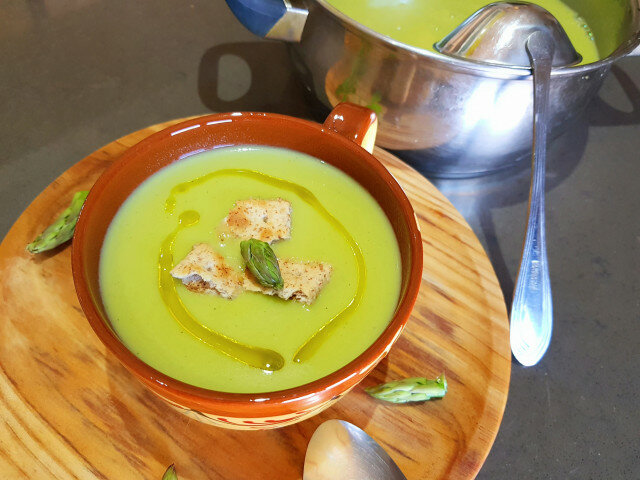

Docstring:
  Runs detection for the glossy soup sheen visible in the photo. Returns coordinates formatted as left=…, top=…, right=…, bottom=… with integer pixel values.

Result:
left=325, top=0, right=601, bottom=64
left=100, top=146, right=402, bottom=393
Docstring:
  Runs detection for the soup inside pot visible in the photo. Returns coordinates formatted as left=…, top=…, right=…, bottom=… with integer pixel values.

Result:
left=324, top=0, right=634, bottom=64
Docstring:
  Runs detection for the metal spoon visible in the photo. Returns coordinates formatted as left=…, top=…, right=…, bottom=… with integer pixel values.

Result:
left=303, top=419, right=407, bottom=480
left=436, top=2, right=581, bottom=366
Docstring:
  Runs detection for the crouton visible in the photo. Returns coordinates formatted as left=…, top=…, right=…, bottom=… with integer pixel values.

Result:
left=171, top=243, right=244, bottom=299
left=244, top=259, right=332, bottom=304
left=224, top=198, right=291, bottom=244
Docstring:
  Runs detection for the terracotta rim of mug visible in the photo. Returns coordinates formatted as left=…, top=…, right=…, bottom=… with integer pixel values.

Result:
left=72, top=105, right=423, bottom=416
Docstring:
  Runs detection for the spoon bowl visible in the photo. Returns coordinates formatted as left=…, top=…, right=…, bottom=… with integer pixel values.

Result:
left=435, top=1, right=581, bottom=67
left=303, top=419, right=407, bottom=480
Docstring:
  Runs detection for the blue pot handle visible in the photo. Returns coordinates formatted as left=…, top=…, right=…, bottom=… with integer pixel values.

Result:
left=225, top=0, right=308, bottom=41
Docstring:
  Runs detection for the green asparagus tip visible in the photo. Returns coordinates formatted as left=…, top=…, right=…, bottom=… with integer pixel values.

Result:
left=240, top=238, right=284, bottom=289
left=162, top=464, right=178, bottom=480
left=26, top=190, right=89, bottom=254
left=365, top=373, right=448, bottom=404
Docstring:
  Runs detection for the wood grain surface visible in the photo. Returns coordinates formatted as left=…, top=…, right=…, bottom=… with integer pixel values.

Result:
left=0, top=119, right=510, bottom=480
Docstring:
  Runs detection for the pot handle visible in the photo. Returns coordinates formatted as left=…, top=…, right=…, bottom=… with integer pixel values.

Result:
left=324, top=103, right=378, bottom=154
left=224, top=0, right=308, bottom=42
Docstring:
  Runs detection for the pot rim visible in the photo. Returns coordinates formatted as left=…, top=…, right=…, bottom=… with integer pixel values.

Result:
left=313, top=0, right=640, bottom=78
left=72, top=111, right=424, bottom=412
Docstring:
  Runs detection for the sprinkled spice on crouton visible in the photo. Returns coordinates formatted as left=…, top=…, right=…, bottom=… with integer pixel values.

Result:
left=244, top=259, right=332, bottom=304
left=171, top=243, right=244, bottom=299
left=224, top=198, right=291, bottom=244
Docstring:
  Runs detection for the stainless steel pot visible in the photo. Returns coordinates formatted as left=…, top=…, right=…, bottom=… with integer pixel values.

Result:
left=226, top=0, right=640, bottom=176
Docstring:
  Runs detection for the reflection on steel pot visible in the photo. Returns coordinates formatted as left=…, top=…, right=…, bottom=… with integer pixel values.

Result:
left=225, top=0, right=640, bottom=177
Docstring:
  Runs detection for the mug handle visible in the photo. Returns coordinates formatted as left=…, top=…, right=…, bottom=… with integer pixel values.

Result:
left=324, top=103, right=379, bottom=154
left=224, top=0, right=308, bottom=42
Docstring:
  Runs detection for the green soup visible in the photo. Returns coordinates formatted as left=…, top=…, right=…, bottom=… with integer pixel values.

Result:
left=325, top=0, right=605, bottom=64
left=100, top=146, right=402, bottom=393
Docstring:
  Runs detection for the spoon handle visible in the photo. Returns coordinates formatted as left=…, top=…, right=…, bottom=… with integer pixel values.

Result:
left=510, top=31, right=554, bottom=366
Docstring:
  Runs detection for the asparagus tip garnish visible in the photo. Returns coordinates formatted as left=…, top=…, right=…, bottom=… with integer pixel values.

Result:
left=162, top=464, right=178, bottom=480
left=365, top=373, right=447, bottom=404
left=240, top=238, right=284, bottom=289
left=26, top=190, right=89, bottom=254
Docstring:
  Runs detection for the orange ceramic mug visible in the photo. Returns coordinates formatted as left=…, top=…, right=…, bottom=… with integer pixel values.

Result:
left=72, top=103, right=423, bottom=430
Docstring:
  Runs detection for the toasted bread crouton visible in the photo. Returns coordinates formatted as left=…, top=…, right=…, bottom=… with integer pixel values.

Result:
left=171, top=243, right=243, bottom=299
left=244, top=259, right=332, bottom=304
left=224, top=198, right=291, bottom=244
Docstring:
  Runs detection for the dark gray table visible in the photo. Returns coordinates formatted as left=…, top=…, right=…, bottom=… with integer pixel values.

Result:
left=2, top=1, right=638, bottom=478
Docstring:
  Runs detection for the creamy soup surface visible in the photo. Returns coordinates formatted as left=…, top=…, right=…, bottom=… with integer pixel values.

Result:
left=100, top=146, right=402, bottom=393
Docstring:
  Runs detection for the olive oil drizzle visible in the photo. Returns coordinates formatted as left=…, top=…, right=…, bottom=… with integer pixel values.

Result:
left=164, top=168, right=367, bottom=365
left=158, top=210, right=285, bottom=371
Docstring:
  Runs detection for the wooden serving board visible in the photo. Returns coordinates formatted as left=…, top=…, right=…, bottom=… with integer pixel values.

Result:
left=0, top=119, right=510, bottom=480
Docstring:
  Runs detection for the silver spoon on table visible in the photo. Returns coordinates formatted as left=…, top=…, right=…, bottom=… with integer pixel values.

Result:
left=303, top=419, right=407, bottom=480
left=436, top=2, right=581, bottom=366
